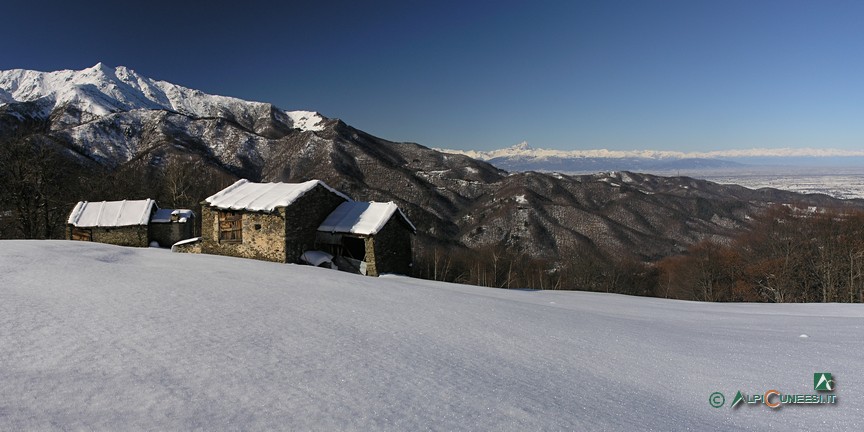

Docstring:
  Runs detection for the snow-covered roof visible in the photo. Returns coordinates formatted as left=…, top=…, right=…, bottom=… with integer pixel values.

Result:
left=318, top=202, right=416, bottom=235
left=204, top=179, right=350, bottom=212
left=151, top=209, right=194, bottom=223
left=67, top=199, right=155, bottom=227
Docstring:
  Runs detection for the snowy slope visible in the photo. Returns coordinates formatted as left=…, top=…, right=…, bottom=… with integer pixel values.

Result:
left=1, top=241, right=861, bottom=430
left=0, top=63, right=324, bottom=131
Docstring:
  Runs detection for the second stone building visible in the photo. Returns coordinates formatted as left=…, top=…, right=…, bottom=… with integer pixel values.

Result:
left=196, top=179, right=415, bottom=276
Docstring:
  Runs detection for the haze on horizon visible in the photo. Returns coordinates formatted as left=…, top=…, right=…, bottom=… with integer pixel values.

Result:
left=2, top=0, right=862, bottom=154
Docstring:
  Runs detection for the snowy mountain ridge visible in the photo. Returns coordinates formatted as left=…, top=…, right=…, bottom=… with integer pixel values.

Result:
left=439, top=141, right=864, bottom=161
left=0, top=62, right=324, bottom=131
left=437, top=141, right=864, bottom=174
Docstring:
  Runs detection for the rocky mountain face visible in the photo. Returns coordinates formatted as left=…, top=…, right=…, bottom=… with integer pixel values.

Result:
left=2, top=64, right=862, bottom=262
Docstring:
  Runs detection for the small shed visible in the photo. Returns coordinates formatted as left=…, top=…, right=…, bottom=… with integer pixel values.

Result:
left=199, top=179, right=349, bottom=263
left=316, top=201, right=416, bottom=276
left=66, top=199, right=156, bottom=247
left=150, top=208, right=196, bottom=248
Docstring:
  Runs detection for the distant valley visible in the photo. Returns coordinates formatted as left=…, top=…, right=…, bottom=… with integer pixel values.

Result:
left=439, top=142, right=864, bottom=199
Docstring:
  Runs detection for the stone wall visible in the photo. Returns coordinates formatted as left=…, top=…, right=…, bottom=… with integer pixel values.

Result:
left=283, top=186, right=349, bottom=263
left=150, top=221, right=195, bottom=248
left=200, top=206, right=289, bottom=263
left=365, top=216, right=413, bottom=276
left=67, top=225, right=150, bottom=247
left=172, top=238, right=202, bottom=254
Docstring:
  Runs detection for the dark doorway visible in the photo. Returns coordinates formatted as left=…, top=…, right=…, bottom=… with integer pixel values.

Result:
left=342, top=237, right=366, bottom=260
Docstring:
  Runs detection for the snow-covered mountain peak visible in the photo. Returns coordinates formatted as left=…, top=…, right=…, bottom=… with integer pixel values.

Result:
left=0, top=63, right=172, bottom=115
left=88, top=61, right=109, bottom=71
left=80, top=61, right=112, bottom=77
left=0, top=63, right=326, bottom=132
left=286, top=110, right=325, bottom=132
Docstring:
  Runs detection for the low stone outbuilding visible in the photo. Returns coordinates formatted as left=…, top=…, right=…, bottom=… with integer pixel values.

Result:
left=150, top=208, right=196, bottom=248
left=316, top=201, right=416, bottom=276
left=66, top=199, right=156, bottom=247
left=199, top=179, right=349, bottom=263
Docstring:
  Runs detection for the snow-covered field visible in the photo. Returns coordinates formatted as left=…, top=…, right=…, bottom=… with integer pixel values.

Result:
left=630, top=168, right=864, bottom=200
left=703, top=173, right=864, bottom=200
left=1, top=241, right=862, bottom=431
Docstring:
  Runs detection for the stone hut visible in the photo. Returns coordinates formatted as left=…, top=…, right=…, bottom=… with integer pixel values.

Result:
left=316, top=201, right=416, bottom=276
left=150, top=208, right=196, bottom=248
left=199, top=179, right=349, bottom=263
left=66, top=199, right=156, bottom=247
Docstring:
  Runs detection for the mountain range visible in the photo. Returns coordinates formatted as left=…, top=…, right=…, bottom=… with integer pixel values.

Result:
left=2, top=63, right=862, bottom=263
left=439, top=141, right=864, bottom=173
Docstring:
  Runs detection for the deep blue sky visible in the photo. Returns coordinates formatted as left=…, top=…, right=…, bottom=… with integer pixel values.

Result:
left=3, top=0, right=863, bottom=152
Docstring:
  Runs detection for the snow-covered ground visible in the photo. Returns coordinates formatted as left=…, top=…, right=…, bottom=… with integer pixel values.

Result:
left=701, top=173, right=864, bottom=200
left=644, top=168, right=864, bottom=200
left=1, top=241, right=862, bottom=431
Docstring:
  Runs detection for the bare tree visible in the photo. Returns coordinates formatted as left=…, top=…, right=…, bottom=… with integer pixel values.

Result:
left=0, top=130, right=81, bottom=239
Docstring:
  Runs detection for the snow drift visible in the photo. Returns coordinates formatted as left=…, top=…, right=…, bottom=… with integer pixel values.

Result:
left=0, top=241, right=861, bottom=430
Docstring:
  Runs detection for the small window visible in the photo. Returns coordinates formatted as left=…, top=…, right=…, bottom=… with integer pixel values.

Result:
left=218, top=211, right=242, bottom=243
left=71, top=227, right=92, bottom=241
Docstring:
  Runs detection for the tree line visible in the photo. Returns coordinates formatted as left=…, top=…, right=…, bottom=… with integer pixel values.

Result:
left=412, top=242, right=656, bottom=296
left=0, top=122, right=233, bottom=239
left=655, top=205, right=864, bottom=303
left=413, top=205, right=864, bottom=303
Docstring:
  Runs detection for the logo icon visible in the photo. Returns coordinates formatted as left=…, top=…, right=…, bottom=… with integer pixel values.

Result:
left=709, top=392, right=725, bottom=408
left=731, top=390, right=744, bottom=408
left=814, top=373, right=834, bottom=391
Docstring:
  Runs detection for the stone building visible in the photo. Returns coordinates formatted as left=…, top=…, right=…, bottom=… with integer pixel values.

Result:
left=67, top=200, right=198, bottom=248
left=316, top=201, right=416, bottom=276
left=199, top=179, right=349, bottom=263
left=66, top=199, right=156, bottom=247
left=150, top=208, right=196, bottom=248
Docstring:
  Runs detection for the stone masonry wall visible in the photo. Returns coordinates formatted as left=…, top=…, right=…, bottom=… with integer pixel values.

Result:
left=363, top=236, right=377, bottom=276
left=200, top=206, right=289, bottom=263
left=172, top=238, right=202, bottom=254
left=67, top=225, right=150, bottom=247
left=283, top=185, right=348, bottom=264
left=366, top=216, right=413, bottom=276
left=150, top=222, right=195, bottom=248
